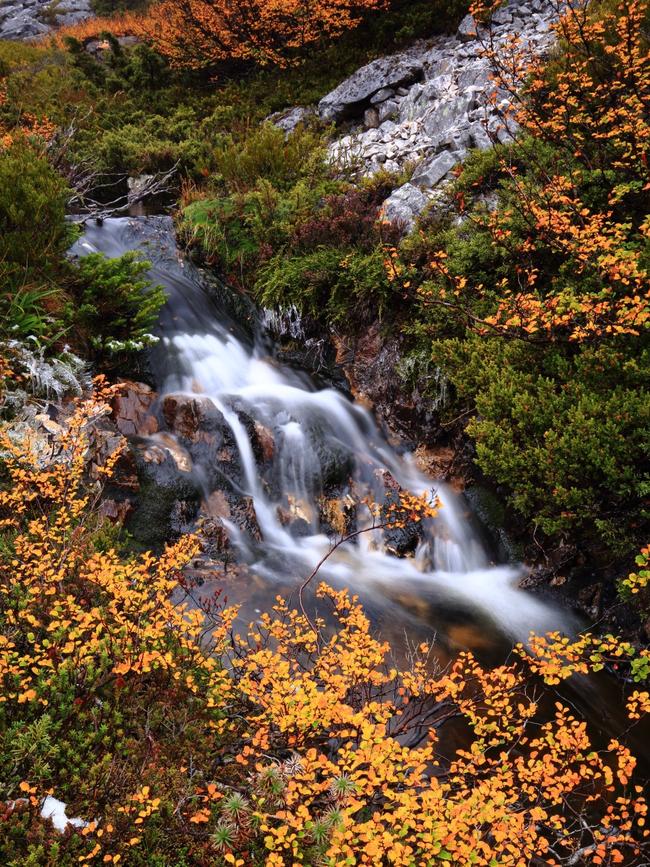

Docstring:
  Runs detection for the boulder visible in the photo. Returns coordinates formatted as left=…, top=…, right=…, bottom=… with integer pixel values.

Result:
left=112, top=380, right=158, bottom=437
left=318, top=53, right=424, bottom=122
left=422, top=92, right=477, bottom=140
left=411, top=151, right=458, bottom=189
left=380, top=183, right=429, bottom=231
left=370, top=87, right=396, bottom=105
left=267, top=106, right=315, bottom=136
left=162, top=393, right=220, bottom=441
left=457, top=13, right=480, bottom=41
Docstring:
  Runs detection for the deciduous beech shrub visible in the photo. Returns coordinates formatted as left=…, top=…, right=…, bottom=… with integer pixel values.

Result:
left=387, top=0, right=650, bottom=557
left=0, top=383, right=648, bottom=864
left=131, top=0, right=389, bottom=69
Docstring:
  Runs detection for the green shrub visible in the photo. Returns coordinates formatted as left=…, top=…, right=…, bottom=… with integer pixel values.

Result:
left=0, top=142, right=70, bottom=271
left=68, top=252, right=166, bottom=359
left=214, top=122, right=327, bottom=194
left=429, top=336, right=650, bottom=553
left=257, top=245, right=392, bottom=325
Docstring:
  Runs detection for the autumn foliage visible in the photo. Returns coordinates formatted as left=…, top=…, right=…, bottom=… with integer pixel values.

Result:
left=411, top=0, right=650, bottom=342
left=0, top=383, right=648, bottom=864
left=125, top=0, right=388, bottom=68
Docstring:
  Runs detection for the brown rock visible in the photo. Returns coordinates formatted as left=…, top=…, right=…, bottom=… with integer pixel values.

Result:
left=202, top=490, right=232, bottom=521
left=413, top=444, right=466, bottom=490
left=162, top=393, right=215, bottom=441
left=99, top=498, right=133, bottom=523
left=112, top=381, right=158, bottom=437
left=253, top=421, right=275, bottom=463
left=148, top=432, right=193, bottom=473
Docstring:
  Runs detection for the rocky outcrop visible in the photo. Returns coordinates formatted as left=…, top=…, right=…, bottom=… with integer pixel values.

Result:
left=319, top=54, right=425, bottom=122
left=0, top=0, right=91, bottom=40
left=318, top=0, right=559, bottom=230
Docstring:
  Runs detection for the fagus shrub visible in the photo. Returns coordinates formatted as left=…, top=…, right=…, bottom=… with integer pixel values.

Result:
left=0, top=385, right=648, bottom=865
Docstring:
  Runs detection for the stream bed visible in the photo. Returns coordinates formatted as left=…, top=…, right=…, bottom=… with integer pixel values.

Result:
left=71, top=216, right=648, bottom=761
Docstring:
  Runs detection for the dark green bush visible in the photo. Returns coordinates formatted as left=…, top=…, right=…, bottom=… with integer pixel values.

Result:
left=214, top=123, right=327, bottom=194
left=257, top=245, right=392, bottom=324
left=0, top=142, right=70, bottom=270
left=426, top=336, right=650, bottom=553
left=69, top=252, right=166, bottom=359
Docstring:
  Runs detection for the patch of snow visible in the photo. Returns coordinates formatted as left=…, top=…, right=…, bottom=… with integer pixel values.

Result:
left=41, top=795, right=89, bottom=833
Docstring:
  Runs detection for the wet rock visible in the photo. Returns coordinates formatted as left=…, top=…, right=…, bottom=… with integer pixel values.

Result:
left=229, top=496, right=262, bottom=542
left=333, top=323, right=437, bottom=443
left=318, top=493, right=355, bottom=538
left=202, top=489, right=232, bottom=521
left=162, top=393, right=220, bottom=442
left=145, top=432, right=193, bottom=473
left=127, top=444, right=201, bottom=549
left=412, top=444, right=465, bottom=488
left=312, top=435, right=354, bottom=489
left=112, top=380, right=158, bottom=437
left=578, top=583, right=603, bottom=621
left=253, top=421, right=275, bottom=463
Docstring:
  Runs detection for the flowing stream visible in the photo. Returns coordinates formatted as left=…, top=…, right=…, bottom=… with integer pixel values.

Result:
left=72, top=216, right=579, bottom=656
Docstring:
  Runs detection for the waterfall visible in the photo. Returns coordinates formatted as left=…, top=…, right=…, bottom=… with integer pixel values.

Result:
left=72, top=216, right=576, bottom=644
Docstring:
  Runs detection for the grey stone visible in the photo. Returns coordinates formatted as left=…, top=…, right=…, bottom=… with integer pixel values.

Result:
left=467, top=121, right=492, bottom=150
left=318, top=53, right=424, bottom=121
left=457, top=13, right=480, bottom=41
left=422, top=93, right=477, bottom=140
left=381, top=183, right=429, bottom=231
left=378, top=99, right=399, bottom=124
left=491, top=7, right=514, bottom=25
left=370, top=87, right=395, bottom=104
left=0, top=0, right=91, bottom=39
left=411, top=151, right=458, bottom=189
left=268, top=106, right=315, bottom=136
left=364, top=106, right=380, bottom=129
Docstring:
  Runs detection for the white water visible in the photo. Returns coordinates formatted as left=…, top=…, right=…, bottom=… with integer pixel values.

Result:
left=73, top=217, right=576, bottom=645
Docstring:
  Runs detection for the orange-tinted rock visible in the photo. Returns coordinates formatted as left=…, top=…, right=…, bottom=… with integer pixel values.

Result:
left=162, top=393, right=216, bottom=441
left=112, top=381, right=158, bottom=437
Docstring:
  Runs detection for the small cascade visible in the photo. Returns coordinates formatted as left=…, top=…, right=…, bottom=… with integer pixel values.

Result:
left=72, top=217, right=577, bottom=645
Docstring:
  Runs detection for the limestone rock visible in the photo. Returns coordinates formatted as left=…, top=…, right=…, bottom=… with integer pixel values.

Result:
left=457, top=13, right=480, bottom=42
left=380, top=183, right=429, bottom=232
left=0, top=0, right=92, bottom=40
left=411, top=150, right=458, bottom=189
left=267, top=106, right=315, bottom=135
left=321, top=0, right=560, bottom=228
left=318, top=53, right=424, bottom=121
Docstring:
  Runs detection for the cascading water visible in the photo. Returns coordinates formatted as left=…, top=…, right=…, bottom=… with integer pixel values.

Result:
left=72, top=216, right=577, bottom=647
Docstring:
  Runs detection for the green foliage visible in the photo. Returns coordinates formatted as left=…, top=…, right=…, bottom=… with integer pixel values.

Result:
left=257, top=246, right=392, bottom=324
left=214, top=122, right=327, bottom=193
left=0, top=142, right=71, bottom=271
left=429, top=337, right=650, bottom=551
left=69, top=252, right=166, bottom=358
left=0, top=286, right=63, bottom=343
left=90, top=0, right=148, bottom=15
